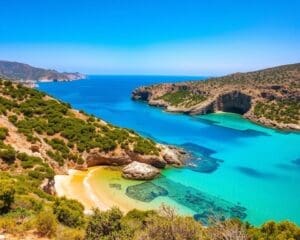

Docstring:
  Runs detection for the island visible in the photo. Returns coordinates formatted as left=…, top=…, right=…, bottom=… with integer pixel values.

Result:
left=0, top=60, right=85, bottom=86
left=132, top=63, right=300, bottom=130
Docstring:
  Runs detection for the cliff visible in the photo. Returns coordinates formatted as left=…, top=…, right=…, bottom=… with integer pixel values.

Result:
left=0, top=60, right=85, bottom=82
left=132, top=63, right=300, bottom=130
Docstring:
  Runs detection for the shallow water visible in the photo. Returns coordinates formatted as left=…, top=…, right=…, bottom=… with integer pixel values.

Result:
left=39, top=76, right=300, bottom=225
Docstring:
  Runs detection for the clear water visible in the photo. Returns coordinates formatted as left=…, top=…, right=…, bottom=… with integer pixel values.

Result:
left=38, top=76, right=300, bottom=226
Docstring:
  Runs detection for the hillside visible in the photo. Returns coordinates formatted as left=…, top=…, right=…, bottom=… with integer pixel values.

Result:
left=132, top=63, right=300, bottom=130
left=0, top=60, right=85, bottom=82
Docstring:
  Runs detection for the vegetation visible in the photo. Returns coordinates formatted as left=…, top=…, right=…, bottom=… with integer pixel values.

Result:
left=53, top=197, right=85, bottom=228
left=254, top=100, right=300, bottom=124
left=140, top=63, right=300, bottom=128
left=158, top=89, right=206, bottom=107
left=0, top=77, right=160, bottom=167
left=0, top=159, right=299, bottom=239
left=36, top=210, right=58, bottom=237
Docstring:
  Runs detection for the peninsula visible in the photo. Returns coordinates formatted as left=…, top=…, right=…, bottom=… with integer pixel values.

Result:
left=132, top=63, right=300, bottom=130
left=0, top=60, right=85, bottom=83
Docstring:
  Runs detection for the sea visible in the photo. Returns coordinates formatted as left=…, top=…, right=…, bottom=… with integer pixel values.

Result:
left=38, top=75, right=300, bottom=226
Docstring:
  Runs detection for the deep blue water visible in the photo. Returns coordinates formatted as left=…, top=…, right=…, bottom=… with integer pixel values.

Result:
left=39, top=75, right=300, bottom=225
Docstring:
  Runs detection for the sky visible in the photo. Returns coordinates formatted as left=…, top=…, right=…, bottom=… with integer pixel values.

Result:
left=0, top=0, right=300, bottom=75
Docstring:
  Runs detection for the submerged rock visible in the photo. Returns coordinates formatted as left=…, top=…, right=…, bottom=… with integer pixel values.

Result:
left=126, top=182, right=168, bottom=202
left=122, top=161, right=160, bottom=180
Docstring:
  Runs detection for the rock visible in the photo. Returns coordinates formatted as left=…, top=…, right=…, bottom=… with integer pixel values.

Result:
left=126, top=151, right=167, bottom=168
left=40, top=178, right=56, bottom=195
left=30, top=144, right=40, bottom=152
left=122, top=161, right=160, bottom=180
left=85, top=149, right=131, bottom=167
left=126, top=182, right=168, bottom=202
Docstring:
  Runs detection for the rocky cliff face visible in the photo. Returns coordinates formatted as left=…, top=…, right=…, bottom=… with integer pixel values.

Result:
left=132, top=63, right=300, bottom=130
left=84, top=145, right=186, bottom=171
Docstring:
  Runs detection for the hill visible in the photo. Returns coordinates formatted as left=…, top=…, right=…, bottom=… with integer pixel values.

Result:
left=132, top=63, right=300, bottom=130
left=0, top=60, right=85, bottom=82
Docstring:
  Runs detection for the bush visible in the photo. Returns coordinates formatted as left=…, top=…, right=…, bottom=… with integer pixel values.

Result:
left=36, top=210, right=58, bottom=237
left=133, top=138, right=159, bottom=155
left=85, top=207, right=132, bottom=240
left=0, top=127, right=8, bottom=140
left=248, top=221, right=300, bottom=240
left=53, top=197, right=85, bottom=228
left=55, top=227, right=85, bottom=240
left=0, top=180, right=15, bottom=214
left=136, top=205, right=204, bottom=240
left=0, top=147, right=16, bottom=163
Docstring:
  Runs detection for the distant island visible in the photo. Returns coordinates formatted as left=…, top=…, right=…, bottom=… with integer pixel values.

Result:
left=0, top=60, right=85, bottom=84
left=132, top=63, right=300, bottom=130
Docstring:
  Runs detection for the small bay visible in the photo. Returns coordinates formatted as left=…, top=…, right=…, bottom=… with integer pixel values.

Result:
left=39, top=75, right=300, bottom=225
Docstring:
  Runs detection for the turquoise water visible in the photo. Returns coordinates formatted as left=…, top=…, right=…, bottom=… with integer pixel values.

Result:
left=38, top=76, right=300, bottom=226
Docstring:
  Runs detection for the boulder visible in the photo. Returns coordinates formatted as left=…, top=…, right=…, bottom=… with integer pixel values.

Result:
left=122, top=161, right=160, bottom=180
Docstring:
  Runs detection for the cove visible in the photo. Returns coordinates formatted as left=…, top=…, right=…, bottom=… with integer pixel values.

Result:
left=39, top=75, right=300, bottom=226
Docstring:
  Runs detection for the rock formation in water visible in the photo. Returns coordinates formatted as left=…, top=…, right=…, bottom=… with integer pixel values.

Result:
left=132, top=63, right=300, bottom=130
left=122, top=161, right=160, bottom=180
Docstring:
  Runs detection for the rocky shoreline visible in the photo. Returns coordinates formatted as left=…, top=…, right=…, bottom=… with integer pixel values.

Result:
left=78, top=144, right=188, bottom=180
left=132, top=64, right=300, bottom=131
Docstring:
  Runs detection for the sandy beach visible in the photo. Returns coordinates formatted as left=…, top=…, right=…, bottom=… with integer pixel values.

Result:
left=54, top=166, right=195, bottom=215
left=54, top=168, right=109, bottom=213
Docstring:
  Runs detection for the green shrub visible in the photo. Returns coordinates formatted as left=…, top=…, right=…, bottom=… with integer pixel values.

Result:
left=0, top=146, right=16, bottom=163
left=248, top=221, right=300, bottom=240
left=36, top=210, right=58, bottom=237
left=0, top=127, right=8, bottom=140
left=53, top=197, right=85, bottom=228
left=85, top=207, right=132, bottom=240
left=133, top=138, right=159, bottom=155
left=0, top=180, right=15, bottom=214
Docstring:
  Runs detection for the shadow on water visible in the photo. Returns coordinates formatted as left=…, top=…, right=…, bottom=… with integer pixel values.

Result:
left=236, top=166, right=278, bottom=179
left=292, top=158, right=300, bottom=166
left=192, top=117, right=270, bottom=138
left=181, top=142, right=223, bottom=173
left=125, top=176, right=247, bottom=225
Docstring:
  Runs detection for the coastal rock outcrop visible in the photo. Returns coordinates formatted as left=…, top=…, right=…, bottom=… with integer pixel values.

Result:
left=85, top=149, right=131, bottom=167
left=132, top=63, right=300, bottom=130
left=85, top=146, right=187, bottom=169
left=122, top=161, right=160, bottom=180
